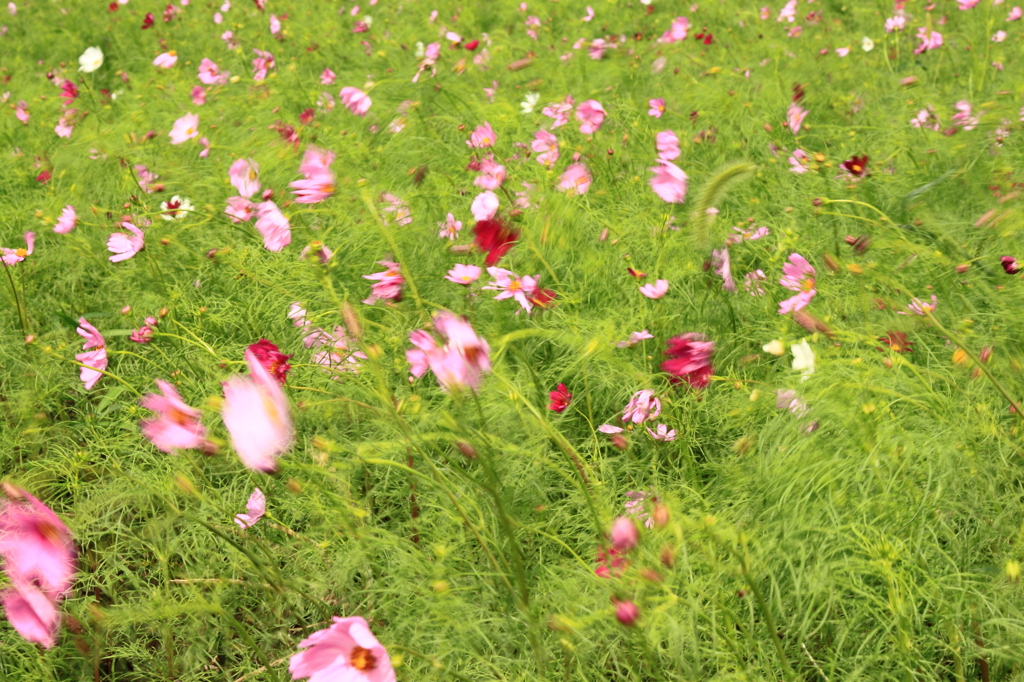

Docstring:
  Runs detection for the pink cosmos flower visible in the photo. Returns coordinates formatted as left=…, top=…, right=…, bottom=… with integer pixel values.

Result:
left=906, top=295, right=938, bottom=316
left=225, top=196, right=255, bottom=223
left=778, top=0, right=797, bottom=22
left=648, top=98, right=666, bottom=118
left=140, top=379, right=208, bottom=453
left=221, top=348, right=294, bottom=473
left=787, top=103, right=808, bottom=134
left=135, top=164, right=160, bottom=193
left=542, top=97, right=574, bottom=128
left=639, top=279, right=669, bottom=299
left=76, top=318, right=107, bottom=390
left=234, top=488, right=266, bottom=529
left=191, top=86, right=206, bottom=105
left=198, top=57, right=229, bottom=85
left=610, top=516, right=638, bottom=552
left=911, top=106, right=940, bottom=131
left=661, top=333, right=714, bottom=388
left=14, top=100, right=28, bottom=125
left=649, top=160, right=688, bottom=203
left=0, top=488, right=76, bottom=597
left=407, top=312, right=491, bottom=392
left=1009, top=6, right=1023, bottom=21
left=54, top=205, right=76, bottom=234
left=221, top=30, right=238, bottom=48
left=1, top=231, right=34, bottom=266
left=885, top=15, right=906, bottom=32
left=474, top=157, right=506, bottom=190
left=289, top=616, right=396, bottom=682
left=446, top=263, right=481, bottom=284
left=576, top=99, right=606, bottom=134
left=588, top=38, right=610, bottom=59
left=952, top=101, right=980, bottom=131
left=776, top=389, right=809, bottom=416
left=835, top=47, right=850, bottom=57
left=169, top=112, right=199, bottom=144
left=107, top=222, right=144, bottom=262
left=744, top=270, right=767, bottom=295
left=531, top=129, right=559, bottom=167
left=290, top=148, right=336, bottom=204
left=598, top=424, right=624, bottom=434
left=993, top=30, right=1007, bottom=42
left=229, top=158, right=261, bottom=198
left=559, top=162, right=591, bottom=195
left=583, top=5, right=595, bottom=21
left=269, top=13, right=281, bottom=33
left=616, top=330, right=654, bottom=348
left=483, top=266, right=539, bottom=312
left=340, top=86, right=372, bottom=116
left=363, top=261, right=404, bottom=304
left=254, top=201, right=292, bottom=251
left=152, top=51, right=177, bottom=68
left=958, top=0, right=980, bottom=8
left=438, top=213, right=462, bottom=240
left=622, top=389, right=661, bottom=424
left=655, top=130, right=680, bottom=160
left=55, top=118, right=74, bottom=139
left=914, top=27, right=943, bottom=54
left=659, top=16, right=690, bottom=43
left=788, top=148, right=810, bottom=173
left=2, top=583, right=61, bottom=648
left=379, top=193, right=412, bottom=226
left=711, top=248, right=736, bottom=292
left=320, top=67, right=336, bottom=85
left=130, top=317, right=158, bottom=343
left=778, top=253, right=817, bottom=314
left=647, top=424, right=677, bottom=441
left=251, top=49, right=275, bottom=80
left=471, top=190, right=499, bottom=221
left=467, top=121, right=496, bottom=148
left=729, top=225, right=770, bottom=243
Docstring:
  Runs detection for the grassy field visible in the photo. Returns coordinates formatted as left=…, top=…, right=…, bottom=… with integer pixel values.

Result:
left=3, top=0, right=1024, bottom=679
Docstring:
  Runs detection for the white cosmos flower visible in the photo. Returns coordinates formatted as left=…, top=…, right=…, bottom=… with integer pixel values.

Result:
left=861, top=36, right=875, bottom=52
left=160, top=195, right=195, bottom=221
left=79, top=46, right=104, bottom=73
left=762, top=339, right=785, bottom=356
left=520, top=92, right=540, bottom=114
left=791, top=339, right=815, bottom=380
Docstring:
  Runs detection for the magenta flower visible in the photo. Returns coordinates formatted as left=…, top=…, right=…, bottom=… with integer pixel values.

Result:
left=234, top=488, right=266, bottom=530
left=198, top=57, right=229, bottom=85
left=778, top=253, right=817, bottom=314
left=407, top=312, right=491, bottom=392
left=906, top=295, right=938, bottom=316
left=788, top=148, right=810, bottom=173
left=616, top=330, right=654, bottom=348
left=229, top=158, right=261, bottom=198
left=659, top=16, right=690, bottom=42
left=191, top=86, right=207, bottom=105
left=168, top=112, right=199, bottom=144
left=362, top=261, right=404, bottom=305
left=254, top=201, right=292, bottom=251
left=711, top=248, right=736, bottom=292
left=225, top=196, right=255, bottom=223
left=152, top=51, right=177, bottom=68
left=649, top=159, right=688, bottom=203
left=473, top=156, right=506, bottom=191
left=622, top=389, right=661, bottom=424
left=269, top=13, right=281, bottom=33
left=484, top=267, right=539, bottom=312
left=289, top=616, right=396, bottom=682
left=2, top=583, right=61, bottom=648
left=542, top=97, right=574, bottom=128
left=610, top=516, right=638, bottom=552
left=340, top=86, right=372, bottom=116
left=107, top=222, right=144, bottom=262
left=140, top=379, right=208, bottom=453
left=438, top=213, right=463, bottom=240
left=656, top=130, right=680, bottom=160
left=467, top=121, right=496, bottom=148
left=576, top=100, right=606, bottom=134
left=14, top=100, right=28, bottom=125
left=471, top=190, right=500, bottom=221
left=221, top=348, right=294, bottom=473
left=558, top=162, right=592, bottom=195
left=531, top=129, right=560, bottom=167
left=639, top=279, right=669, bottom=299
left=914, top=27, right=943, bottom=54
left=54, top=205, right=76, bottom=234
left=130, top=317, right=157, bottom=343
left=787, top=103, right=808, bottom=134
left=1, top=231, right=34, bottom=265
left=290, top=164, right=336, bottom=204
left=648, top=98, right=666, bottom=118
left=661, top=333, right=714, bottom=388
left=445, top=263, right=481, bottom=285
left=952, top=101, right=980, bottom=131
left=958, top=0, right=980, bottom=8
left=251, top=49, right=275, bottom=80
left=0, top=488, right=76, bottom=597
left=76, top=318, right=107, bottom=390
left=320, top=67, right=336, bottom=85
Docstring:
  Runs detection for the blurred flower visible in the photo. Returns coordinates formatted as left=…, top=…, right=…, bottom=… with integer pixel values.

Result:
left=520, top=92, right=540, bottom=114
left=54, top=205, right=77, bottom=234
left=958, top=0, right=980, bottom=8
left=778, top=0, right=796, bottom=22
left=0, top=488, right=76, bottom=597
left=542, top=96, right=574, bottom=128
left=835, top=47, right=850, bottom=57
left=251, top=49, right=275, bottom=80
left=107, top=221, right=144, bottom=262
left=559, top=162, right=592, bottom=195
left=778, top=253, right=816, bottom=314
left=130, top=317, right=158, bottom=343
left=2, top=583, right=61, bottom=648
left=649, top=159, right=688, bottom=202
left=76, top=318, right=107, bottom=390
left=788, top=148, right=810, bottom=173
left=234, top=488, right=266, bottom=530
left=140, top=379, right=208, bottom=452
left=168, top=112, right=199, bottom=144
left=160, top=195, right=194, bottom=220
left=639, top=279, right=669, bottom=299
left=225, top=196, right=255, bottom=223
left=647, top=424, right=677, bottom=441
left=595, top=545, right=628, bottom=578
left=152, top=51, right=177, bottom=68
left=407, top=312, right=491, bottom=392
left=467, top=121, right=496, bottom=148
left=914, top=27, right=943, bottom=54
left=1009, top=6, right=1023, bottom=21
left=648, top=98, right=666, bottom=118
left=78, top=46, right=104, bottom=72
left=1, top=231, right=34, bottom=265
left=617, top=330, right=654, bottom=348
left=576, top=99, right=606, bottom=134
left=531, top=129, right=559, bottom=167
left=907, top=295, right=938, bottom=315
left=862, top=36, right=874, bottom=51
left=484, top=267, right=538, bottom=312
left=656, top=130, right=680, bottom=161
left=763, top=339, right=785, bottom=356
left=320, top=67, right=336, bottom=85
left=473, top=216, right=518, bottom=265
left=993, top=30, right=1007, bottom=41
left=840, top=154, right=869, bottom=178
left=380, top=193, right=412, bottom=226
left=229, top=158, right=261, bottom=198
left=659, top=16, right=690, bottom=42
left=438, top=213, right=463, bottom=240
left=471, top=190, right=500, bottom=221
left=952, top=100, right=980, bottom=130
left=885, top=15, right=906, bottom=32
left=910, top=105, right=940, bottom=131
left=14, top=100, right=28, bottom=124
left=711, top=248, right=736, bottom=292
left=776, top=388, right=809, bottom=415
left=661, top=333, right=714, bottom=388
left=290, top=147, right=336, bottom=204
left=791, top=339, right=815, bottom=378
left=363, top=261, right=404, bottom=305
left=1001, top=256, right=1021, bottom=274
left=614, top=599, right=639, bottom=626
left=445, top=263, right=481, bottom=285
left=549, top=383, right=572, bottom=413
left=221, top=348, right=294, bottom=473
left=622, top=389, right=661, bottom=424
left=198, top=58, right=229, bottom=84
left=290, top=616, right=396, bottom=682
left=254, top=201, right=292, bottom=251
left=610, top=516, right=638, bottom=552
left=877, top=331, right=914, bottom=353
left=340, top=86, right=372, bottom=116
left=787, top=103, right=808, bottom=133
left=248, top=339, right=292, bottom=385
left=473, top=156, right=506, bottom=190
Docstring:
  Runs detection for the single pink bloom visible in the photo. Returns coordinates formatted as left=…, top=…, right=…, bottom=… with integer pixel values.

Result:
left=474, top=157, right=505, bottom=190
left=907, top=295, right=938, bottom=316
left=1009, top=7, right=1023, bottom=21
left=1, top=231, right=34, bottom=265
left=655, top=130, right=680, bottom=160
left=54, top=205, right=77, bottom=234
left=598, top=424, right=624, bottom=434
left=406, top=312, right=491, bottom=392
left=649, top=160, right=688, bottom=203
left=531, top=129, right=560, bottom=167
left=76, top=318, right=107, bottom=390
left=616, top=330, right=654, bottom=348
left=952, top=100, right=980, bottom=130
left=254, top=201, right=292, bottom=251
left=778, top=252, right=817, bottom=314
left=229, top=158, right=261, bottom=198
left=467, top=121, right=496, bottom=148
left=993, top=30, right=1008, bottom=42
left=438, top=213, right=462, bottom=240
left=140, top=379, right=207, bottom=453
left=0, top=489, right=76, bottom=596
left=289, top=616, right=396, bottom=682
left=135, top=164, right=160, bottom=193
left=54, top=117, right=74, bottom=138
left=252, top=49, right=275, bottom=80
left=290, top=171, right=336, bottom=204
left=14, top=100, right=28, bottom=125
left=588, top=38, right=609, bottom=59
left=659, top=16, right=690, bottom=43
left=471, top=190, right=499, bottom=221
left=542, top=97, right=574, bottom=128
left=269, top=13, right=281, bottom=33
left=107, top=222, right=144, bottom=262
left=787, top=103, right=808, bottom=134
left=199, top=137, right=211, bottom=158
left=190, top=85, right=206, bottom=105
left=559, top=162, right=591, bottom=195
left=958, top=0, right=980, bottom=8
left=914, top=27, right=943, bottom=54
left=576, top=99, right=606, bottom=134
left=2, top=583, right=61, bottom=648
left=885, top=15, right=906, bottom=32
left=711, top=248, right=736, bottom=292
left=221, top=348, right=294, bottom=473
left=198, top=57, right=229, bottom=85
left=622, top=389, right=661, bottom=423
left=483, top=266, right=538, bottom=312
left=835, top=47, right=850, bottom=57
left=320, top=67, right=336, bottom=85
left=152, top=51, right=178, bottom=68
left=788, top=148, right=810, bottom=173
left=648, top=98, right=666, bottom=118
left=778, top=0, right=796, bottom=22
left=647, top=424, right=677, bottom=441
left=610, top=516, right=638, bottom=552
left=168, top=112, right=199, bottom=144
left=363, top=260, right=404, bottom=304
left=639, top=279, right=669, bottom=299
left=340, top=86, right=372, bottom=116
left=130, top=317, right=157, bottom=343
left=225, top=196, right=255, bottom=223
left=234, top=488, right=266, bottom=529
left=445, top=263, right=481, bottom=284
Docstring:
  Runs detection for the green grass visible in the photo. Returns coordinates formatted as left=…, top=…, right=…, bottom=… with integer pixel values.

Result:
left=3, top=0, right=1024, bottom=679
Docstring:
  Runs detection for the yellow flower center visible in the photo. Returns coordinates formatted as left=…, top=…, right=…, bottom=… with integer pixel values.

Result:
left=800, top=277, right=815, bottom=292
left=508, top=280, right=522, bottom=292
left=14, top=248, right=27, bottom=258
left=350, top=646, right=377, bottom=671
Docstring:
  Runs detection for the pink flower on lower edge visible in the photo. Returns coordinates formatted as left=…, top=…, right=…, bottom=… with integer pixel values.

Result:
left=169, top=112, right=199, bottom=144
left=289, top=616, right=396, bottom=682
left=661, top=333, right=714, bottom=388
left=558, top=162, right=591, bottom=195
left=230, top=158, right=261, bottom=198
left=340, top=86, right=372, bottom=116
left=406, top=312, right=491, bottom=392
left=76, top=318, right=107, bottom=390
left=234, top=488, right=266, bottom=529
left=639, top=279, right=669, bottom=299
left=0, top=488, right=76, bottom=597
left=648, top=98, right=666, bottom=118
left=54, top=205, right=77, bottom=234
left=622, top=389, right=661, bottom=424
left=254, top=201, right=292, bottom=251
left=778, top=253, right=816, bottom=314
left=107, top=222, right=144, bottom=262
left=576, top=99, right=606, bottom=134
left=2, top=582, right=61, bottom=648
left=363, top=260, right=404, bottom=304
left=221, top=349, right=294, bottom=473
left=140, top=379, right=207, bottom=453
left=649, top=159, right=688, bottom=202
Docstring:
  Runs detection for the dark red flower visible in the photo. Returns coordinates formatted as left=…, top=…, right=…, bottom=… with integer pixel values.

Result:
left=792, top=83, right=806, bottom=103
left=702, top=33, right=714, bottom=45
left=162, top=3, right=177, bottom=22
left=1001, top=256, right=1021, bottom=274
left=108, top=2, right=119, bottom=11
left=840, top=154, right=869, bottom=178
left=247, top=340, right=292, bottom=384
left=595, top=545, right=628, bottom=578
left=529, top=288, right=557, bottom=310
left=465, top=39, right=480, bottom=51
left=877, top=331, right=913, bottom=353
left=627, top=267, right=647, bottom=279
left=661, top=333, right=714, bottom=388
left=548, top=383, right=572, bottom=413
left=473, top=218, right=519, bottom=266
left=141, top=12, right=154, bottom=28
left=35, top=170, right=52, bottom=184
left=299, top=108, right=315, bottom=125
left=269, top=121, right=300, bottom=149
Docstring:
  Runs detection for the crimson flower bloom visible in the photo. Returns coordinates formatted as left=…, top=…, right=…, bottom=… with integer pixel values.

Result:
left=661, top=333, right=715, bottom=388
left=840, top=154, right=869, bottom=178
left=595, top=545, right=628, bottom=578
left=877, top=331, right=914, bottom=353
left=549, top=383, right=572, bottom=413
left=248, top=339, right=292, bottom=384
left=473, top=217, right=519, bottom=266
left=141, top=11, right=154, bottom=28
left=1001, top=256, right=1021, bottom=274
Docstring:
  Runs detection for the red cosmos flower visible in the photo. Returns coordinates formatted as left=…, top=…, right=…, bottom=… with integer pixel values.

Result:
left=529, top=287, right=557, bottom=310
left=299, top=108, right=315, bottom=125
left=877, top=331, right=914, bottom=353
left=548, top=383, right=572, bottom=413
left=595, top=545, right=628, bottom=578
left=841, top=154, right=869, bottom=178
left=661, top=333, right=715, bottom=388
left=35, top=170, right=51, bottom=184
left=472, top=218, right=519, bottom=266
left=141, top=12, right=154, bottom=28
left=247, top=340, right=292, bottom=385
left=627, top=267, right=647, bottom=279
left=464, top=39, right=480, bottom=50
left=108, top=2, right=118, bottom=11
left=1001, top=256, right=1021, bottom=274
left=792, top=82, right=806, bottom=103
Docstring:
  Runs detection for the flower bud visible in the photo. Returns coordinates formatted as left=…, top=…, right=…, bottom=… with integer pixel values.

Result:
left=652, top=504, right=670, bottom=527
left=980, top=346, right=993, bottom=363
left=610, top=434, right=628, bottom=450
left=610, top=516, right=639, bottom=552
left=613, top=599, right=639, bottom=626
left=456, top=441, right=478, bottom=459
left=956, top=263, right=971, bottom=273
left=659, top=543, right=675, bottom=567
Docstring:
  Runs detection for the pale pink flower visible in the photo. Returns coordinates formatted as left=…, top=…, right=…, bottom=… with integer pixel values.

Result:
left=289, top=616, right=396, bottom=682
left=467, top=121, right=496, bottom=148
left=648, top=98, right=666, bottom=118
left=907, top=295, right=938, bottom=315
left=152, top=51, right=178, bottom=68
left=583, top=5, right=595, bottom=21
left=711, top=248, right=736, bottom=292
left=659, top=16, right=690, bottom=42
left=484, top=266, right=538, bottom=312
left=958, top=0, right=980, bottom=8
left=649, top=160, right=688, bottom=203
left=54, top=118, right=74, bottom=138
left=558, top=162, right=591, bottom=195
left=269, top=13, right=281, bottom=33
left=727, top=225, right=770, bottom=244
left=438, top=213, right=462, bottom=240
left=639, top=279, right=669, bottom=299
left=340, top=86, right=372, bottom=116
left=254, top=201, right=291, bottom=251
left=14, top=100, right=28, bottom=124
left=471, top=190, right=499, bottom=221
left=778, top=0, right=797, bottom=22
left=407, top=313, right=491, bottom=391
left=320, top=67, right=336, bottom=85
left=646, top=423, right=677, bottom=441
left=168, top=112, right=199, bottom=144
left=598, top=424, right=624, bottom=434
left=75, top=318, right=107, bottom=390
left=251, top=49, right=275, bottom=80
left=135, top=164, right=160, bottom=193
left=655, top=130, right=680, bottom=160
left=776, top=389, right=809, bottom=416
left=107, top=222, right=144, bottom=262
left=380, top=193, right=412, bottom=226
left=542, top=97, right=574, bottom=128
left=225, top=196, right=255, bottom=223
left=1, top=231, right=34, bottom=266
left=190, top=85, right=206, bottom=105
left=234, top=488, right=266, bottom=529
left=616, top=330, right=654, bottom=348
left=198, top=57, right=229, bottom=84
left=788, top=148, right=809, bottom=173
left=778, top=253, right=816, bottom=314
left=835, top=47, right=850, bottom=57
left=290, top=148, right=336, bottom=204
left=446, top=263, right=481, bottom=284
left=363, top=260, right=404, bottom=304
left=588, top=37, right=610, bottom=59
left=54, top=205, right=76, bottom=234
left=140, top=379, right=207, bottom=452
left=0, top=489, right=76, bottom=597
left=531, top=129, right=560, bottom=167
left=952, top=100, right=980, bottom=130
left=1009, top=6, right=1022, bottom=20
left=2, top=583, right=61, bottom=648
left=221, top=349, right=294, bottom=473
left=610, top=516, right=638, bottom=552
left=576, top=99, right=606, bottom=134
left=788, top=25, right=802, bottom=37
left=221, top=30, right=238, bottom=48
left=993, top=30, right=1008, bottom=41
left=914, top=27, right=943, bottom=54
left=622, top=389, right=661, bottom=424
left=474, top=157, right=505, bottom=190
left=229, top=158, right=261, bottom=198
left=911, top=105, right=940, bottom=131
left=760, top=6, right=770, bottom=19
left=885, top=15, right=906, bottom=32
left=787, top=103, right=808, bottom=133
